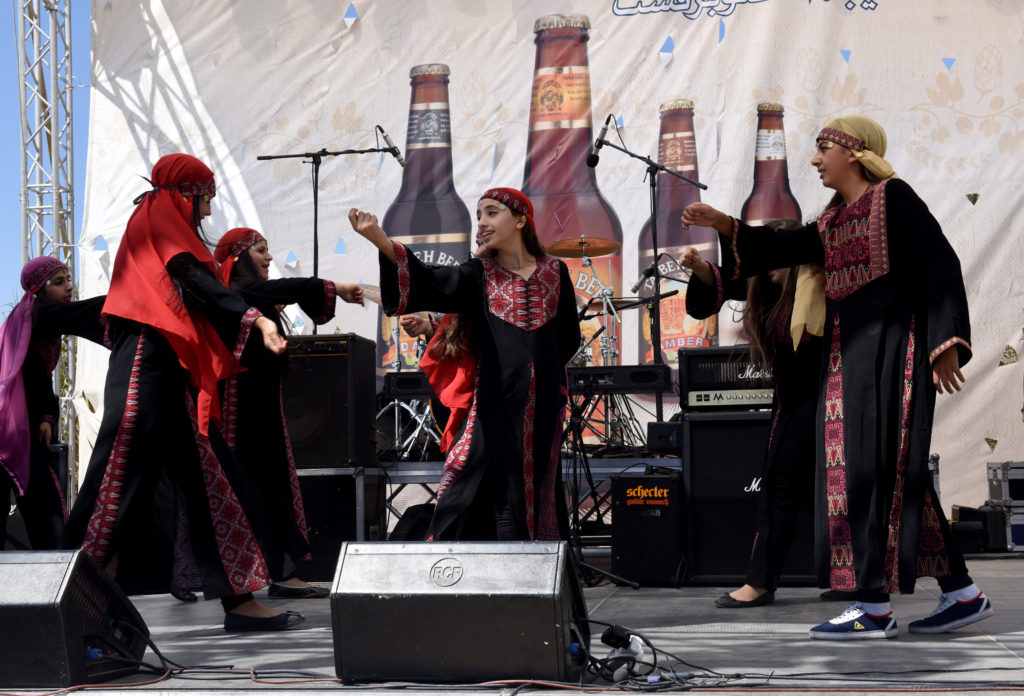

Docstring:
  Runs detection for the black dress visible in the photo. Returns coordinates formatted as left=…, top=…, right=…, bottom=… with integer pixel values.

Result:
left=728, top=178, right=972, bottom=594
left=379, top=244, right=581, bottom=541
left=221, top=277, right=336, bottom=581
left=65, top=254, right=272, bottom=598
left=0, top=297, right=106, bottom=550
left=686, top=265, right=821, bottom=591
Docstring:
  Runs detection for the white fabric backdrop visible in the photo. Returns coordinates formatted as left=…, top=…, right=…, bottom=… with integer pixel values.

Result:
left=77, top=0, right=1024, bottom=508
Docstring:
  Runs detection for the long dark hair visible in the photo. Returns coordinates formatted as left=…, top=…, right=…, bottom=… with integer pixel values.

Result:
left=742, top=219, right=802, bottom=368
left=743, top=269, right=797, bottom=368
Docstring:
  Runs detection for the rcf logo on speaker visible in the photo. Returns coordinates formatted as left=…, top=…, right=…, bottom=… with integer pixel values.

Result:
left=625, top=484, right=671, bottom=506
left=429, top=558, right=464, bottom=586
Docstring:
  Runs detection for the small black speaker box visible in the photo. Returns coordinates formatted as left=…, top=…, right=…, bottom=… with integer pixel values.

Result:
left=682, top=410, right=815, bottom=585
left=611, top=472, right=684, bottom=586
left=282, top=334, right=376, bottom=468
left=330, top=542, right=588, bottom=682
left=296, top=470, right=386, bottom=582
left=0, top=550, right=149, bottom=688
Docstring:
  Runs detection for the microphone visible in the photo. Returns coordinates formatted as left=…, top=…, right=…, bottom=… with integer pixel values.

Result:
left=586, top=114, right=613, bottom=168
left=630, top=260, right=658, bottom=294
left=378, top=125, right=407, bottom=167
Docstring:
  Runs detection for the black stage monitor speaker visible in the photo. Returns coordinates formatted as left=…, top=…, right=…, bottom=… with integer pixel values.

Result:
left=611, top=472, right=684, bottom=586
left=0, top=550, right=149, bottom=688
left=330, top=542, right=588, bottom=683
left=682, top=410, right=815, bottom=586
left=283, top=334, right=376, bottom=468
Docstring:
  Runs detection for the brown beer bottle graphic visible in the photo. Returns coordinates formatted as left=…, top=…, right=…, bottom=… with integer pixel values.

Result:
left=379, top=64, right=471, bottom=378
left=637, top=99, right=718, bottom=368
left=740, top=103, right=802, bottom=225
left=522, top=14, right=623, bottom=366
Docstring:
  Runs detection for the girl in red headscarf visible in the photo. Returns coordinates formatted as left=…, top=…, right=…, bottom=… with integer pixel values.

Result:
left=0, top=257, right=105, bottom=550
left=65, top=154, right=302, bottom=633
left=213, top=227, right=362, bottom=598
left=349, top=188, right=582, bottom=543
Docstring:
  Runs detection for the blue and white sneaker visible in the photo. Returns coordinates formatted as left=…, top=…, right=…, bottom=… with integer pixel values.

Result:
left=809, top=603, right=898, bottom=640
left=908, top=592, right=993, bottom=634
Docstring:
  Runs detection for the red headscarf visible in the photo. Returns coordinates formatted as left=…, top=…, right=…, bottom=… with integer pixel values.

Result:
left=479, top=187, right=535, bottom=233
left=103, top=153, right=240, bottom=434
left=214, top=228, right=266, bottom=286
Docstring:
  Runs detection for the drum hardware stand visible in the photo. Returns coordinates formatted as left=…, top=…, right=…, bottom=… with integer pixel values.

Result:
left=562, top=385, right=639, bottom=589
left=374, top=323, right=441, bottom=460
left=592, top=134, right=707, bottom=421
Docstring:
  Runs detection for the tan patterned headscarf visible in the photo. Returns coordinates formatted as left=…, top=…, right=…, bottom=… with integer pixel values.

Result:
left=816, top=115, right=896, bottom=180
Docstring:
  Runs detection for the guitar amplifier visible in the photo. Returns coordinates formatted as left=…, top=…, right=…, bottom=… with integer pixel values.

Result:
left=678, top=346, right=774, bottom=410
left=567, top=364, right=672, bottom=394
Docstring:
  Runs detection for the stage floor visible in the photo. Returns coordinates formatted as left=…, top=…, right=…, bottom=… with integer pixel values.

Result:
left=12, top=552, right=1020, bottom=696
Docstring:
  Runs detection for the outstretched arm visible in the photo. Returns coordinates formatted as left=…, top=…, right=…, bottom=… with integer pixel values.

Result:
left=682, top=203, right=734, bottom=237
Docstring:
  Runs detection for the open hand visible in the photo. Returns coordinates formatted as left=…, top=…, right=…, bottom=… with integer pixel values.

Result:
left=933, top=346, right=966, bottom=394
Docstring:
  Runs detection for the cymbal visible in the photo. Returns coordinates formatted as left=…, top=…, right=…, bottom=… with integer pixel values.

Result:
left=359, top=284, right=382, bottom=306
left=582, top=296, right=640, bottom=312
left=546, top=236, right=622, bottom=258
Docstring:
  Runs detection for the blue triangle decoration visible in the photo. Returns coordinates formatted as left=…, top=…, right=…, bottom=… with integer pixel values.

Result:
left=377, top=152, right=384, bottom=171
left=660, top=36, right=674, bottom=55
left=344, top=3, right=358, bottom=20
left=285, top=250, right=298, bottom=264
left=840, top=49, right=851, bottom=63
left=93, top=236, right=108, bottom=251
left=718, top=20, right=725, bottom=43
left=334, top=238, right=347, bottom=254
left=942, top=57, right=956, bottom=71
left=616, top=115, right=624, bottom=127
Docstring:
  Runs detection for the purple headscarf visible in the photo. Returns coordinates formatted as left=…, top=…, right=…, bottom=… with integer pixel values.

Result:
left=0, top=256, right=66, bottom=495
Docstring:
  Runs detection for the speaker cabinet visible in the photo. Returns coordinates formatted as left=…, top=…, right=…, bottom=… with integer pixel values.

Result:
left=0, top=550, right=149, bottom=688
left=296, top=470, right=386, bottom=582
left=682, top=410, right=815, bottom=586
left=282, top=334, right=376, bottom=468
left=611, top=472, right=684, bottom=586
left=330, top=542, right=588, bottom=683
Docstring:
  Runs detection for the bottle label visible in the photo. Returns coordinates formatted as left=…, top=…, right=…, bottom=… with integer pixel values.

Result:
left=529, top=66, right=592, bottom=131
left=406, top=103, right=452, bottom=149
left=659, top=131, right=698, bottom=172
left=755, top=129, right=787, bottom=161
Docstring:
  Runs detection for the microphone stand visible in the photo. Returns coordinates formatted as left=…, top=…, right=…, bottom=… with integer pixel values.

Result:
left=595, top=137, right=707, bottom=421
left=257, top=144, right=395, bottom=333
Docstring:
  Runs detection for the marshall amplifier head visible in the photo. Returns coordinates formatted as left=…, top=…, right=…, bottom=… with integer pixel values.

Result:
left=678, top=345, right=774, bottom=410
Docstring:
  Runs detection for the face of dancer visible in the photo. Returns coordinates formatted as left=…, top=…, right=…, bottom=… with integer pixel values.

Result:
left=39, top=268, right=73, bottom=304
left=248, top=240, right=273, bottom=281
left=476, top=200, right=525, bottom=255
left=810, top=139, right=858, bottom=191
left=197, top=193, right=214, bottom=221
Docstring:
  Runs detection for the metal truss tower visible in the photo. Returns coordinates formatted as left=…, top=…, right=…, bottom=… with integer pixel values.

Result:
left=13, top=0, right=78, bottom=493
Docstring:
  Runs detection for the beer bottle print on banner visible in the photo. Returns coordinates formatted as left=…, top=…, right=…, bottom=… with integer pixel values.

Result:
left=522, top=14, right=623, bottom=366
left=379, top=64, right=472, bottom=380
left=726, top=102, right=802, bottom=345
left=740, top=103, right=802, bottom=226
left=637, top=99, right=718, bottom=370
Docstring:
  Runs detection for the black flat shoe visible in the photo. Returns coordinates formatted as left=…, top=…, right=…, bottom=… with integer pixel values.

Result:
left=223, top=610, right=305, bottom=633
left=268, top=583, right=329, bottom=599
left=171, top=590, right=198, bottom=602
left=820, top=589, right=858, bottom=601
left=715, top=590, right=775, bottom=608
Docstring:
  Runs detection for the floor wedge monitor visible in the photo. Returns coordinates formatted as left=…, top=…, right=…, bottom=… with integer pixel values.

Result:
left=330, top=541, right=588, bottom=682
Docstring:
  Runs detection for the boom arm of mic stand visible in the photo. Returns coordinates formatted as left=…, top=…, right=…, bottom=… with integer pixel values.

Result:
left=593, top=139, right=708, bottom=190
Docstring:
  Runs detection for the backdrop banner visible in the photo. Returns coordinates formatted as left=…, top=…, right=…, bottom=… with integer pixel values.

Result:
left=79, top=0, right=1024, bottom=507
